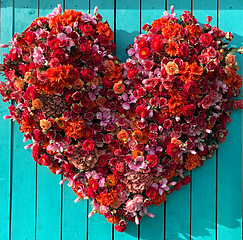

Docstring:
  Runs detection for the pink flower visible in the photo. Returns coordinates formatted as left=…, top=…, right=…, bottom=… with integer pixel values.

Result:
left=125, top=200, right=137, bottom=212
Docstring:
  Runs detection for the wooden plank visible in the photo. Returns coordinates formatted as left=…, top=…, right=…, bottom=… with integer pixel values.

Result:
left=10, top=0, right=38, bottom=240
left=35, top=2, right=62, bottom=240
left=165, top=1, right=191, bottom=239
left=116, top=0, right=140, bottom=62
left=139, top=1, right=166, bottom=240
left=85, top=2, right=115, bottom=239
left=217, top=0, right=243, bottom=239
left=61, top=2, right=89, bottom=240
left=114, top=1, right=141, bottom=239
left=191, top=1, right=217, bottom=240
left=0, top=0, right=13, bottom=239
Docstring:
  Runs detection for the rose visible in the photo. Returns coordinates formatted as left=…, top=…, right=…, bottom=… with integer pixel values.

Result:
left=127, top=68, right=138, bottom=79
left=125, top=200, right=137, bottom=212
left=39, top=154, right=51, bottom=166
left=139, top=47, right=151, bottom=59
left=178, top=44, right=189, bottom=58
left=184, top=81, right=197, bottom=95
left=81, top=69, right=93, bottom=82
left=146, top=186, right=158, bottom=199
left=32, top=144, right=42, bottom=162
left=200, top=33, right=213, bottom=47
left=146, top=155, right=159, bottom=168
left=182, top=104, right=196, bottom=117
left=166, top=143, right=180, bottom=157
left=82, top=140, right=95, bottom=151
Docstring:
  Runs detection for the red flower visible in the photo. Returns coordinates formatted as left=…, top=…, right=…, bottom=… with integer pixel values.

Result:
left=114, top=224, right=127, bottom=232
left=182, top=104, right=196, bottom=117
left=184, top=81, right=198, bottom=95
left=82, top=140, right=95, bottom=151
left=135, top=105, right=148, bottom=118
left=151, top=36, right=164, bottom=52
left=80, top=24, right=95, bottom=36
left=79, top=43, right=92, bottom=54
left=127, top=68, right=138, bottom=80
left=139, top=47, right=151, bottom=59
left=137, top=39, right=147, bottom=49
left=146, top=186, right=159, bottom=199
left=178, top=44, right=189, bottom=58
left=97, top=155, right=109, bottom=167
left=23, top=86, right=38, bottom=101
left=88, top=179, right=99, bottom=191
left=62, top=163, right=74, bottom=174
left=39, top=154, right=51, bottom=166
left=24, top=31, right=36, bottom=43
left=166, top=143, right=180, bottom=157
left=200, top=33, right=213, bottom=47
left=146, top=155, right=159, bottom=168
left=49, top=38, right=61, bottom=50
left=86, top=186, right=97, bottom=198
left=81, top=69, right=94, bottom=82
left=32, top=144, right=42, bottom=162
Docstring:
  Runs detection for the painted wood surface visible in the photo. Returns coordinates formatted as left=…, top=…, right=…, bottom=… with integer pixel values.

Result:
left=0, top=0, right=242, bottom=239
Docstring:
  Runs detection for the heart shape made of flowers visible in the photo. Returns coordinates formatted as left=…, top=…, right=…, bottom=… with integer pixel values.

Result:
left=0, top=5, right=242, bottom=232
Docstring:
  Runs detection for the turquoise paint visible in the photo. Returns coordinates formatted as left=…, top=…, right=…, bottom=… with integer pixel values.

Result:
left=35, top=2, right=62, bottom=240
left=61, top=2, right=88, bottom=240
left=0, top=1, right=13, bottom=239
left=10, top=1, right=38, bottom=240
left=0, top=1, right=242, bottom=240
left=140, top=1, right=165, bottom=239
left=191, top=1, right=217, bottom=240
left=218, top=1, right=243, bottom=240
left=165, top=2, right=191, bottom=239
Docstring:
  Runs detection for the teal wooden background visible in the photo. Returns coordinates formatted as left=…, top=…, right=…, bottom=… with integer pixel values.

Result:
left=0, top=0, right=242, bottom=239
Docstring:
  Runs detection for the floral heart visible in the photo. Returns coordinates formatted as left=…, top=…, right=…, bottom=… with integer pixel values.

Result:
left=0, top=5, right=242, bottom=232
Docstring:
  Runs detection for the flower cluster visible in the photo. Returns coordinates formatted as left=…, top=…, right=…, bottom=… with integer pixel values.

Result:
left=116, top=7, right=242, bottom=229
left=0, top=5, right=242, bottom=232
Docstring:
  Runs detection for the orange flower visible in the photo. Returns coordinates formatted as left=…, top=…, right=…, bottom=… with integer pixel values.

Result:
left=49, top=161, right=60, bottom=174
left=185, top=153, right=201, bottom=171
left=162, top=22, right=182, bottom=38
left=72, top=183, right=83, bottom=198
left=185, top=24, right=202, bottom=38
left=20, top=119, right=36, bottom=133
left=167, top=91, right=185, bottom=116
left=106, top=215, right=120, bottom=224
left=32, top=99, right=43, bottom=110
left=132, top=150, right=143, bottom=159
left=165, top=61, right=179, bottom=75
left=24, top=71, right=37, bottom=84
left=96, top=96, right=107, bottom=106
left=117, top=129, right=129, bottom=143
left=166, top=41, right=179, bottom=57
left=189, top=62, right=203, bottom=81
left=151, top=192, right=167, bottom=205
left=151, top=17, right=169, bottom=30
left=130, top=119, right=139, bottom=130
left=104, top=60, right=115, bottom=71
left=72, top=79, right=84, bottom=90
left=49, top=10, right=83, bottom=30
left=65, top=117, right=85, bottom=140
left=96, top=21, right=113, bottom=40
left=166, top=170, right=176, bottom=181
left=36, top=65, right=77, bottom=94
left=106, top=174, right=117, bottom=187
left=96, top=191, right=118, bottom=207
left=55, top=117, right=67, bottom=129
left=40, top=119, right=52, bottom=131
left=113, top=80, right=125, bottom=94
left=132, top=129, right=144, bottom=142
left=14, top=77, right=25, bottom=89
